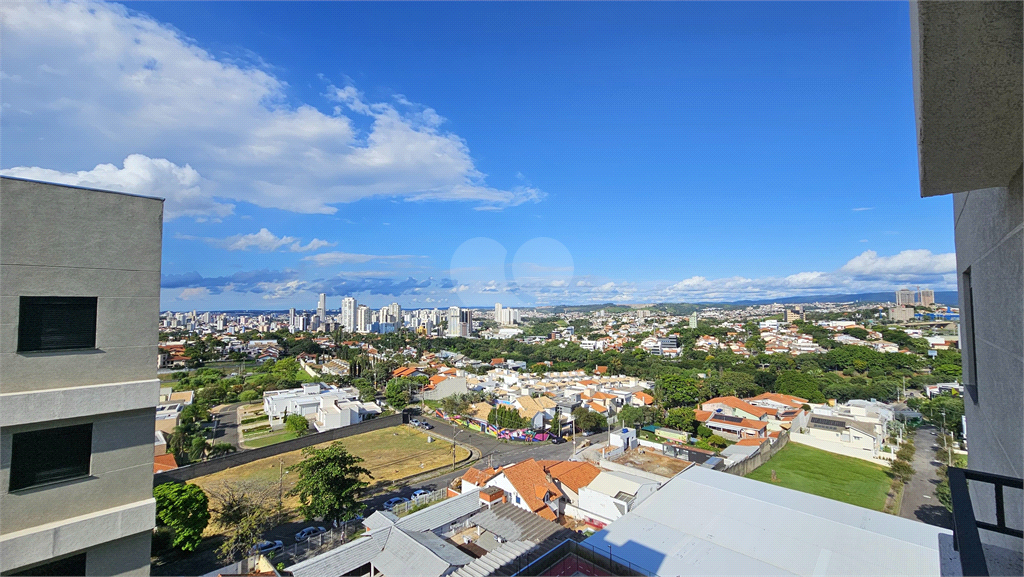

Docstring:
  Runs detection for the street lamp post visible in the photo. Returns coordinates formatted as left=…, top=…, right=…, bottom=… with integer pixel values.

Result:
left=452, top=425, right=465, bottom=472
left=941, top=410, right=951, bottom=465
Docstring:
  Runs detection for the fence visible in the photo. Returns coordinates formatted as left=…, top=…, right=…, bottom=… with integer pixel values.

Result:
left=721, top=429, right=790, bottom=477
left=274, top=520, right=365, bottom=565
left=510, top=538, right=657, bottom=576
left=389, top=487, right=448, bottom=516
left=154, top=412, right=405, bottom=485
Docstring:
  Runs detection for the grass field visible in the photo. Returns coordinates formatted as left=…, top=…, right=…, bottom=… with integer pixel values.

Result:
left=191, top=425, right=470, bottom=522
left=243, top=431, right=301, bottom=448
left=746, top=442, right=891, bottom=511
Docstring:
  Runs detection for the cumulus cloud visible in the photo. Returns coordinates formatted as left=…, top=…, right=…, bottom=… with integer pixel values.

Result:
left=177, top=287, right=211, bottom=300
left=839, top=249, right=956, bottom=277
left=177, top=228, right=334, bottom=252
left=1, top=155, right=233, bottom=220
left=1, top=1, right=544, bottom=216
left=302, top=251, right=422, bottom=266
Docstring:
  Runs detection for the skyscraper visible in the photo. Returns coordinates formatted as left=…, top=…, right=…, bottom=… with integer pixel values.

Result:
left=918, top=289, right=935, bottom=307
left=289, top=307, right=296, bottom=329
left=460, top=309, right=473, bottom=337
left=447, top=306, right=461, bottom=337
left=317, top=293, right=327, bottom=321
left=356, top=305, right=371, bottom=333
left=896, top=289, right=916, bottom=306
left=341, top=297, right=357, bottom=332
left=495, top=303, right=502, bottom=323
left=389, top=302, right=402, bottom=329
left=689, top=312, right=698, bottom=329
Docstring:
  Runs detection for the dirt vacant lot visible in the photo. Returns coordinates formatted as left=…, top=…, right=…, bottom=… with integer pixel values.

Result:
left=190, top=425, right=470, bottom=516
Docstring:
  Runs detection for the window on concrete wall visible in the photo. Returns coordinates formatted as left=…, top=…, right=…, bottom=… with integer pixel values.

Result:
left=9, top=424, right=93, bottom=491
left=6, top=552, right=87, bottom=576
left=16, top=296, right=98, bottom=352
left=961, top=268, right=979, bottom=403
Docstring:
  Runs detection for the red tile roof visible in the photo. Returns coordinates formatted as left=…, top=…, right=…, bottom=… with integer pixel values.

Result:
left=543, top=461, right=601, bottom=493
left=595, top=366, right=608, bottom=374
left=154, top=453, right=178, bottom=473
left=694, top=410, right=714, bottom=422
left=703, top=396, right=771, bottom=418
left=501, top=459, right=563, bottom=515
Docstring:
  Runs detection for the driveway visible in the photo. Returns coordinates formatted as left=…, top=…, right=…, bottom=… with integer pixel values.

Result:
left=899, top=424, right=952, bottom=529
left=210, top=402, right=246, bottom=449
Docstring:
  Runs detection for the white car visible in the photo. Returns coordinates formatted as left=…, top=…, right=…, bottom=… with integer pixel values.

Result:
left=252, top=540, right=283, bottom=555
left=294, top=526, right=327, bottom=542
left=411, top=489, right=430, bottom=500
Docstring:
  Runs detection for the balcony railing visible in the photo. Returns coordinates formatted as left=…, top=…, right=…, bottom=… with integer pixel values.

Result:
left=948, top=467, right=1024, bottom=577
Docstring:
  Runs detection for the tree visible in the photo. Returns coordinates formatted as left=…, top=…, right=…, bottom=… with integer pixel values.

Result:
left=489, top=405, right=530, bottom=429
left=285, top=413, right=309, bottom=436
left=617, top=405, right=644, bottom=428
left=208, top=443, right=237, bottom=458
left=706, top=435, right=729, bottom=448
left=188, top=435, right=209, bottom=462
left=289, top=442, right=372, bottom=524
left=208, top=480, right=278, bottom=563
left=441, top=394, right=471, bottom=418
left=774, top=371, right=825, bottom=403
left=237, top=389, right=259, bottom=402
left=154, top=482, right=210, bottom=553
left=664, top=407, right=695, bottom=433
left=889, top=459, right=915, bottom=482
left=655, top=375, right=703, bottom=408
left=385, top=379, right=410, bottom=409
left=571, top=407, right=606, bottom=433
left=697, top=424, right=713, bottom=438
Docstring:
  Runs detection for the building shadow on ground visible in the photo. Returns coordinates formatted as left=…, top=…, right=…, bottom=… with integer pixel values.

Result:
left=914, top=504, right=953, bottom=530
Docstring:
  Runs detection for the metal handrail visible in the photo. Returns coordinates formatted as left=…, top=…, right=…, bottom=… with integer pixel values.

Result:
left=948, top=467, right=1024, bottom=577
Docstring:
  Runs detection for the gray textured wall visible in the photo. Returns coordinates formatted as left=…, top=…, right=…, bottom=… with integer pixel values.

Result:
left=955, top=166, right=1023, bottom=554
left=0, top=177, right=163, bottom=393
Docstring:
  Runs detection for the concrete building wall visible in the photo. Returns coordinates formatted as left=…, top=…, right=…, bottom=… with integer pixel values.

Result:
left=954, top=168, right=1023, bottom=554
left=0, top=177, right=162, bottom=575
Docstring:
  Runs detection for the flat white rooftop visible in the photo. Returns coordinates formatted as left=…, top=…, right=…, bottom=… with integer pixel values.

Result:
left=584, top=465, right=953, bottom=576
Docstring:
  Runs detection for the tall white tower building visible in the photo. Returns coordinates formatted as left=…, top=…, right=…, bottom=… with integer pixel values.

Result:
left=341, top=297, right=357, bottom=332
left=447, top=306, right=461, bottom=337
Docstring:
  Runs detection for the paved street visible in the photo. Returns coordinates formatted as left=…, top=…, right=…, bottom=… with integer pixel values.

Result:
left=210, top=402, right=246, bottom=449
left=899, top=424, right=952, bottom=529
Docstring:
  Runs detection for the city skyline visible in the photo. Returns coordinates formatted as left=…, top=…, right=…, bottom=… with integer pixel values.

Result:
left=1, top=1, right=956, bottom=310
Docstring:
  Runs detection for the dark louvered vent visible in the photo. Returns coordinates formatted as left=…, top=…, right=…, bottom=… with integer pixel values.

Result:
left=17, top=296, right=98, bottom=352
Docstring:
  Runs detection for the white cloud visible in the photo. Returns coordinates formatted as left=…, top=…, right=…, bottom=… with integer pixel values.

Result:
left=1, top=1, right=544, bottom=216
left=839, top=249, right=955, bottom=276
left=852, top=207, right=874, bottom=212
left=301, top=251, right=420, bottom=266
left=182, top=228, right=335, bottom=252
left=178, top=287, right=210, bottom=300
left=1, top=155, right=232, bottom=220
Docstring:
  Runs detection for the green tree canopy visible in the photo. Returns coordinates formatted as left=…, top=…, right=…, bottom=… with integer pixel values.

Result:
left=775, top=370, right=826, bottom=403
left=663, top=407, right=696, bottom=433
left=285, top=413, right=309, bottom=436
left=154, top=482, right=210, bottom=552
left=288, top=442, right=372, bottom=524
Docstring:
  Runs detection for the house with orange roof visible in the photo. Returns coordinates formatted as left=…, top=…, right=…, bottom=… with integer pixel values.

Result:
left=745, top=392, right=809, bottom=411
left=631, top=391, right=655, bottom=407
left=594, top=365, right=608, bottom=374
left=482, top=459, right=563, bottom=521
left=153, top=453, right=178, bottom=474
left=702, top=396, right=772, bottom=421
left=705, top=413, right=768, bottom=441
left=541, top=461, right=601, bottom=508
left=391, top=366, right=426, bottom=378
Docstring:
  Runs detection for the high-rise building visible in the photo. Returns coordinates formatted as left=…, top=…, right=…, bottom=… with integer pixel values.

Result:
left=495, top=303, right=502, bottom=322
left=783, top=305, right=805, bottom=324
left=895, top=289, right=916, bottom=306
left=689, top=312, right=698, bottom=329
left=389, top=302, right=402, bottom=329
left=918, top=289, right=935, bottom=307
left=289, top=307, right=297, bottom=329
left=1, top=177, right=162, bottom=575
left=317, top=293, right=327, bottom=320
left=447, top=306, right=461, bottom=337
left=460, top=309, right=473, bottom=337
left=341, top=297, right=357, bottom=332
left=356, top=305, right=371, bottom=333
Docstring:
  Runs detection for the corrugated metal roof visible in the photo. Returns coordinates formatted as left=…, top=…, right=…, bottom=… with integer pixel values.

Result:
left=583, top=466, right=951, bottom=576
left=288, top=530, right=385, bottom=577
left=396, top=487, right=481, bottom=533
left=373, top=528, right=453, bottom=577
left=467, top=502, right=563, bottom=543
left=451, top=541, right=534, bottom=577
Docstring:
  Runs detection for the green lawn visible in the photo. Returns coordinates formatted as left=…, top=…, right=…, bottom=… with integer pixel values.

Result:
left=243, top=430, right=301, bottom=448
left=747, top=442, right=891, bottom=511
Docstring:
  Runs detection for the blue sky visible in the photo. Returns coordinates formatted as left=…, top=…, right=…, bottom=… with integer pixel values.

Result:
left=1, top=1, right=955, bottom=311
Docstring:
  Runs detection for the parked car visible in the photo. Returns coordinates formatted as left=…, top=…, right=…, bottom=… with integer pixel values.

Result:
left=411, top=489, right=430, bottom=500
left=550, top=436, right=566, bottom=444
left=409, top=418, right=421, bottom=427
left=420, top=422, right=434, bottom=430
left=582, top=430, right=594, bottom=437
left=251, top=540, right=283, bottom=555
left=383, top=497, right=409, bottom=511
left=294, top=526, right=327, bottom=542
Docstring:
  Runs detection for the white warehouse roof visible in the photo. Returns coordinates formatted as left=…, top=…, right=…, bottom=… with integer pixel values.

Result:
left=584, top=465, right=953, bottom=576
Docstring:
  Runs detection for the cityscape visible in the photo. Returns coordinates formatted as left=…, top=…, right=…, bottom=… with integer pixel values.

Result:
left=1, top=2, right=1021, bottom=577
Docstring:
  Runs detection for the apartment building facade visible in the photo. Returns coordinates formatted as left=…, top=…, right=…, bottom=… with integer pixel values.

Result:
left=0, top=177, right=163, bottom=575
left=910, top=1, right=1023, bottom=572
